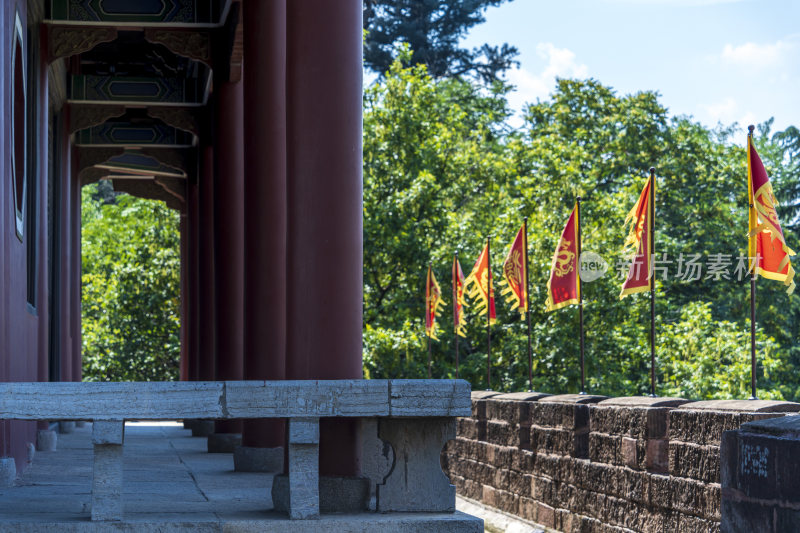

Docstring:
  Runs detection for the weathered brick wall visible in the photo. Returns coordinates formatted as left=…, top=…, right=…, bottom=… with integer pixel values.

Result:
left=443, top=392, right=799, bottom=533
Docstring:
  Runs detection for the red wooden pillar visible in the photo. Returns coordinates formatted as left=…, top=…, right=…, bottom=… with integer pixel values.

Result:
left=286, top=0, right=364, bottom=476
left=59, top=131, right=72, bottom=383
left=187, top=175, right=200, bottom=381
left=36, top=28, right=49, bottom=389
left=179, top=212, right=189, bottom=381
left=239, top=0, right=286, bottom=461
left=211, top=80, right=244, bottom=439
left=71, top=148, right=82, bottom=382
left=198, top=144, right=215, bottom=383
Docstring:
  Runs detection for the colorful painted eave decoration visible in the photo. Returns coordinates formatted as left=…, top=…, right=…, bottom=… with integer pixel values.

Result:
left=49, top=0, right=224, bottom=25
left=69, top=76, right=203, bottom=105
left=74, top=122, right=194, bottom=147
left=97, top=151, right=186, bottom=177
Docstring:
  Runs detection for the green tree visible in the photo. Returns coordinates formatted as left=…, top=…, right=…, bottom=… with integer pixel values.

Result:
left=81, top=183, right=181, bottom=382
left=363, top=0, right=518, bottom=82
left=362, top=51, right=800, bottom=401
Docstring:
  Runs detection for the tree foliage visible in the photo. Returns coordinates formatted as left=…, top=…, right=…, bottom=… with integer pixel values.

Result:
left=363, top=0, right=519, bottom=83
left=81, top=182, right=181, bottom=382
left=363, top=52, right=800, bottom=401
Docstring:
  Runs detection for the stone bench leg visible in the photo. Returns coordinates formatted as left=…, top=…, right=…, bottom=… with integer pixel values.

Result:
left=91, top=421, right=124, bottom=521
left=376, top=417, right=456, bottom=512
left=289, top=418, right=320, bottom=519
left=273, top=417, right=320, bottom=519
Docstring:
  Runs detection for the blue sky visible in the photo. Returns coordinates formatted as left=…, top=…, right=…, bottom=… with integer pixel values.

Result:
left=461, top=0, right=799, bottom=133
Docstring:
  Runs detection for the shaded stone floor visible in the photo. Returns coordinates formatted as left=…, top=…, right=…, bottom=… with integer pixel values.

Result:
left=0, top=422, right=275, bottom=523
left=0, top=422, right=482, bottom=532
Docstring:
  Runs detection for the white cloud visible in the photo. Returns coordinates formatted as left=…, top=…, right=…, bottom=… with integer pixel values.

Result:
left=699, top=97, right=756, bottom=128
left=720, top=40, right=796, bottom=69
left=505, top=43, right=588, bottom=126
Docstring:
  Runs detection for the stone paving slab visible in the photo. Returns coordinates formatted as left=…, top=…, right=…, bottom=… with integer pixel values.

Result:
left=0, top=512, right=483, bottom=532
left=0, top=421, right=480, bottom=532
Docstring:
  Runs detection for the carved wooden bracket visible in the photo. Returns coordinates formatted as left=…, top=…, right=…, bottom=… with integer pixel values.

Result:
left=49, top=26, right=117, bottom=62
left=77, top=147, right=125, bottom=174
left=112, top=178, right=183, bottom=211
left=146, top=107, right=199, bottom=137
left=138, top=148, right=190, bottom=176
left=155, top=177, right=187, bottom=204
left=79, top=167, right=110, bottom=187
left=69, top=105, right=126, bottom=134
left=144, top=29, right=212, bottom=67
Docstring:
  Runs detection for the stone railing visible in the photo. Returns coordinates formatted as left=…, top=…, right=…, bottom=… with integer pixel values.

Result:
left=443, top=391, right=800, bottom=533
left=0, top=379, right=473, bottom=523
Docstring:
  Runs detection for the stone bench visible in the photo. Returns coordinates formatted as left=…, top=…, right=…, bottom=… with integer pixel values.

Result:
left=0, top=379, right=471, bottom=521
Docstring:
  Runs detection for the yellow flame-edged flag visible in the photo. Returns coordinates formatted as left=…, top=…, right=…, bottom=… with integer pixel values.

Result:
left=748, top=132, right=795, bottom=294
left=546, top=204, right=580, bottom=311
left=500, top=222, right=528, bottom=318
left=620, top=174, right=654, bottom=299
left=452, top=255, right=468, bottom=337
left=464, top=240, right=497, bottom=324
left=425, top=264, right=446, bottom=340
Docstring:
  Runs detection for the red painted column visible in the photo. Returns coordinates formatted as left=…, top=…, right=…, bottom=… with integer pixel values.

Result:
left=36, top=28, right=49, bottom=388
left=198, top=145, right=215, bottom=383
left=241, top=0, right=286, bottom=452
left=71, top=148, right=82, bottom=382
left=179, top=212, right=189, bottom=381
left=59, top=129, right=72, bottom=384
left=212, top=81, right=244, bottom=437
left=187, top=176, right=200, bottom=381
left=286, top=0, right=364, bottom=476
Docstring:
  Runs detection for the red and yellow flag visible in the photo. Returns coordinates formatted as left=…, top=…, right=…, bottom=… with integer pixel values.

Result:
left=748, top=133, right=796, bottom=294
left=620, top=175, right=654, bottom=298
left=425, top=264, right=445, bottom=340
left=501, top=222, right=528, bottom=318
left=452, top=255, right=467, bottom=337
left=464, top=240, right=497, bottom=324
left=546, top=204, right=580, bottom=311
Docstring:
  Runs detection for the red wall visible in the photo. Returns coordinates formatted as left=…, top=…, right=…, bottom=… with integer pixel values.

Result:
left=0, top=0, right=71, bottom=473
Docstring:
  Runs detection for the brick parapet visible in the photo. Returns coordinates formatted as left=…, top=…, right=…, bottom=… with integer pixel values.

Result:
left=720, top=413, right=800, bottom=532
left=443, top=393, right=800, bottom=533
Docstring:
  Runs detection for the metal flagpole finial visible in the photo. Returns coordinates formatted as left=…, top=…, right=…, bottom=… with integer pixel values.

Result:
left=649, top=167, right=655, bottom=175
left=748, top=125, right=755, bottom=135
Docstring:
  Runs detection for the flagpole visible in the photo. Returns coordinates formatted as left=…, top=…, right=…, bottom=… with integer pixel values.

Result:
left=577, top=198, right=585, bottom=394
left=487, top=237, right=492, bottom=390
left=428, top=261, right=433, bottom=379
left=524, top=219, right=533, bottom=392
left=649, top=168, right=657, bottom=397
left=454, top=252, right=460, bottom=380
left=748, top=125, right=757, bottom=400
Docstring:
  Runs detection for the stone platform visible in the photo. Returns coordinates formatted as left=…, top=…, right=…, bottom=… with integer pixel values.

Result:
left=0, top=422, right=481, bottom=532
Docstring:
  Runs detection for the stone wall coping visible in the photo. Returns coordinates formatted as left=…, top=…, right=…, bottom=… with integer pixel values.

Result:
left=0, top=379, right=472, bottom=420
left=489, top=392, right=552, bottom=402
left=597, top=396, right=690, bottom=408
left=539, top=394, right=608, bottom=404
left=740, top=413, right=800, bottom=437
left=471, top=390, right=502, bottom=400
left=677, top=399, right=800, bottom=413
